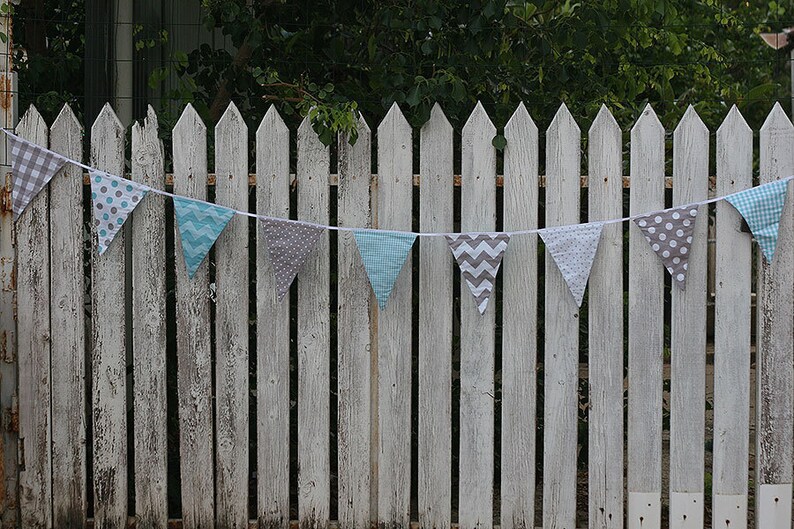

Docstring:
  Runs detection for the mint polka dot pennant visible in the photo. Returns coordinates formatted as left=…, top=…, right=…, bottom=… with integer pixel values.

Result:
left=539, top=221, right=604, bottom=307
left=90, top=171, right=148, bottom=255
left=634, top=204, right=699, bottom=289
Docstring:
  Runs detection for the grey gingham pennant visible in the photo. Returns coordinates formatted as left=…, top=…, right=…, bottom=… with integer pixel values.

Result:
left=9, top=134, right=68, bottom=220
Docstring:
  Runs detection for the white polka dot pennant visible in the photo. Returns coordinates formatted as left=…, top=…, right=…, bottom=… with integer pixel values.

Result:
left=539, top=221, right=605, bottom=307
left=260, top=217, right=326, bottom=301
left=90, top=171, right=148, bottom=255
left=633, top=204, right=699, bottom=289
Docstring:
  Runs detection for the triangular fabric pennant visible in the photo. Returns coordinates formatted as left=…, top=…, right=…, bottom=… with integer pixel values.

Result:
left=446, top=233, right=510, bottom=315
left=725, top=178, right=790, bottom=263
left=9, top=134, right=68, bottom=220
left=353, top=230, right=417, bottom=310
left=539, top=221, right=604, bottom=307
left=634, top=205, right=699, bottom=289
left=90, top=171, right=148, bottom=255
left=260, top=217, right=326, bottom=301
left=173, top=196, right=236, bottom=278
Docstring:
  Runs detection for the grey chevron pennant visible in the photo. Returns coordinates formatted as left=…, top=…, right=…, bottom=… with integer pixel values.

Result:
left=446, top=233, right=510, bottom=314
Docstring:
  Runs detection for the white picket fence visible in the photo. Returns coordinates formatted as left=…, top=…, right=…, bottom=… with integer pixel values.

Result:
left=7, top=100, right=794, bottom=529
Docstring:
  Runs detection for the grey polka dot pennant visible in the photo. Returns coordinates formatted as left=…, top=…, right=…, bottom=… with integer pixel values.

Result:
left=539, top=221, right=605, bottom=307
left=260, top=218, right=326, bottom=301
left=634, top=205, right=699, bottom=289
left=90, top=171, right=148, bottom=255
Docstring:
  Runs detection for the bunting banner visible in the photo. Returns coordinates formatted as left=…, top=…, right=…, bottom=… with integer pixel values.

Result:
left=634, top=205, right=699, bottom=289
left=354, top=230, right=417, bottom=309
left=90, top=171, right=148, bottom=255
left=539, top=222, right=604, bottom=307
left=725, top=179, right=790, bottom=263
left=9, top=134, right=68, bottom=220
left=446, top=233, right=510, bottom=315
left=173, top=197, right=236, bottom=278
left=260, top=218, right=326, bottom=301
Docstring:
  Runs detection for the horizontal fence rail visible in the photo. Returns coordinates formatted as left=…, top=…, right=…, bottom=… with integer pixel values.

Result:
left=6, top=100, right=794, bottom=529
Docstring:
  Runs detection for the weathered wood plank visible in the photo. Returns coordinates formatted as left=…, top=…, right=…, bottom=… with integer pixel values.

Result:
left=214, top=102, right=250, bottom=529
left=131, top=106, right=168, bottom=528
left=587, top=104, right=623, bottom=529
left=336, top=114, right=372, bottom=529
left=417, top=103, right=453, bottom=529
left=256, top=106, right=291, bottom=529
left=627, top=104, right=665, bottom=529
left=542, top=103, right=580, bottom=529
left=713, top=106, right=752, bottom=529
left=376, top=104, right=412, bottom=529
left=296, top=116, right=330, bottom=529
left=756, top=103, right=794, bottom=529
left=669, top=106, right=709, bottom=529
left=458, top=101, right=496, bottom=529
left=172, top=104, right=215, bottom=529
left=49, top=104, right=87, bottom=529
left=500, top=102, right=537, bottom=529
left=16, top=106, right=52, bottom=529
left=90, top=103, right=128, bottom=529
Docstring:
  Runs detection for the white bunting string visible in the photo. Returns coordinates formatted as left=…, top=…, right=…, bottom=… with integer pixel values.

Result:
left=5, top=129, right=794, bottom=238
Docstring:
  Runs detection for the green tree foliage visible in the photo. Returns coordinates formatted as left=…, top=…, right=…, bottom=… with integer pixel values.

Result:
left=11, top=0, right=794, bottom=140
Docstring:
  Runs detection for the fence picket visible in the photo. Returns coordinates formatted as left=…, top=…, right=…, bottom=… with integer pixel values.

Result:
left=90, top=103, right=128, bottom=529
left=587, top=104, right=623, bottom=529
left=296, top=116, right=331, bottom=529
left=16, top=105, right=52, bottom=529
left=543, top=103, right=581, bottom=529
left=49, top=103, right=87, bottom=528
left=214, top=102, right=250, bottom=529
left=337, top=115, right=372, bottom=529
left=458, top=101, right=496, bottom=529
left=131, top=105, right=168, bottom=528
left=500, top=101, right=538, bottom=529
left=669, top=106, right=709, bottom=529
left=256, top=105, right=291, bottom=529
left=376, top=104, right=413, bottom=528
left=756, top=103, right=794, bottom=529
left=713, top=105, right=752, bottom=529
left=172, top=103, right=215, bottom=529
left=417, top=103, right=453, bottom=529
left=627, top=104, right=664, bottom=529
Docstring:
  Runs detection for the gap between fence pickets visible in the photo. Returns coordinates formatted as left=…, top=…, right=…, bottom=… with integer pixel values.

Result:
left=80, top=172, right=715, bottom=189
left=83, top=519, right=587, bottom=529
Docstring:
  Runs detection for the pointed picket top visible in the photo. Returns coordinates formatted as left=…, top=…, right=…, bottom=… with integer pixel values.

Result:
left=257, top=105, right=289, bottom=139
left=379, top=102, right=408, bottom=134
left=674, top=105, right=708, bottom=140
left=52, top=103, right=81, bottom=134
left=548, top=102, right=580, bottom=138
left=132, top=105, right=159, bottom=138
left=216, top=101, right=245, bottom=134
left=18, top=104, right=47, bottom=140
left=760, top=101, right=794, bottom=135
left=463, top=100, right=496, bottom=137
left=174, top=103, right=207, bottom=137
left=91, top=102, right=124, bottom=138
left=423, top=102, right=452, bottom=132
left=297, top=114, right=328, bottom=152
left=631, top=103, right=664, bottom=137
left=717, top=105, right=751, bottom=140
left=589, top=104, right=619, bottom=136
left=505, top=101, right=537, bottom=139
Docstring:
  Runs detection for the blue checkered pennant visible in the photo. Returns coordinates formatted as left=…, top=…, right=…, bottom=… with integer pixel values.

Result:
left=725, top=178, right=790, bottom=263
left=354, top=230, right=417, bottom=310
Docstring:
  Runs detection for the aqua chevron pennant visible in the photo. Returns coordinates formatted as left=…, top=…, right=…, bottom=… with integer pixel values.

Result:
left=354, top=230, right=417, bottom=309
left=173, top=196, right=236, bottom=278
left=90, top=171, right=148, bottom=255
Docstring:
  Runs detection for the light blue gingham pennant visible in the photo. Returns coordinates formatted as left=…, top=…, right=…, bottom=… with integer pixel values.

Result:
left=725, top=178, right=790, bottom=263
left=354, top=230, right=417, bottom=310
